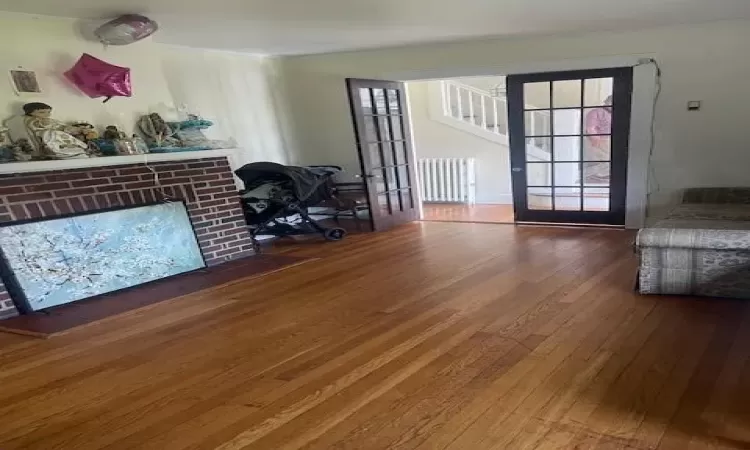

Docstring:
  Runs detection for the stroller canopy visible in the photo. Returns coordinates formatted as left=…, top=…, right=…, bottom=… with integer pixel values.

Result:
left=234, top=162, right=341, bottom=202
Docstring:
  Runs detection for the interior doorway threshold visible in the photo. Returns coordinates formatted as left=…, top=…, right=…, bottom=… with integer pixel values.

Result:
left=421, top=203, right=515, bottom=224
left=515, top=221, right=626, bottom=230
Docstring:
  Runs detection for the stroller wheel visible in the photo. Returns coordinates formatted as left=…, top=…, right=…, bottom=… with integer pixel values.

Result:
left=324, top=227, right=347, bottom=241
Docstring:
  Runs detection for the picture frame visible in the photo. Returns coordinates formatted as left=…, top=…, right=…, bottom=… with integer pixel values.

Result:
left=0, top=201, right=207, bottom=314
left=8, top=67, right=42, bottom=95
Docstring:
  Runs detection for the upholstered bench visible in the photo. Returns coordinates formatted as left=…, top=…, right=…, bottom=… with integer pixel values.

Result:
left=636, top=188, right=750, bottom=299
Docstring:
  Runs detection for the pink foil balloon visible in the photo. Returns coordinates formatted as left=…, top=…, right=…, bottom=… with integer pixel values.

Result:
left=64, top=54, right=132, bottom=103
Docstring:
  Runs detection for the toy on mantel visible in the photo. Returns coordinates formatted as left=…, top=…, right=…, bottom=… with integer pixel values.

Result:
left=99, top=125, right=146, bottom=156
left=137, top=113, right=234, bottom=153
left=22, top=103, right=88, bottom=159
left=12, top=139, right=35, bottom=161
left=70, top=121, right=102, bottom=156
left=0, top=126, right=12, bottom=162
left=137, top=113, right=180, bottom=150
left=169, top=115, right=213, bottom=149
left=0, top=127, right=14, bottom=162
left=102, top=125, right=125, bottom=140
left=170, top=114, right=235, bottom=150
left=0, top=126, right=35, bottom=162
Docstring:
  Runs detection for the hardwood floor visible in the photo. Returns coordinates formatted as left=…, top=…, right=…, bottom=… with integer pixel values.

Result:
left=422, top=203, right=515, bottom=224
left=1, top=222, right=750, bottom=449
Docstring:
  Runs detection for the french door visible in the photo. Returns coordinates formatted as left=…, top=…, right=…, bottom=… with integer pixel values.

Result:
left=346, top=78, right=419, bottom=231
left=507, top=67, right=633, bottom=225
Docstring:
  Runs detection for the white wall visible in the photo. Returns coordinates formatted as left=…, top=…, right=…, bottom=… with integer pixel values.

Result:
left=409, top=80, right=512, bottom=204
left=0, top=13, right=174, bottom=133
left=459, top=76, right=505, bottom=93
left=0, top=12, right=291, bottom=172
left=278, top=19, right=750, bottom=218
left=159, top=47, right=291, bottom=168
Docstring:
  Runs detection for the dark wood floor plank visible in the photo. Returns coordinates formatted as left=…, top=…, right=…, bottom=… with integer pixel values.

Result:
left=656, top=303, right=749, bottom=450
left=1, top=222, right=749, bottom=450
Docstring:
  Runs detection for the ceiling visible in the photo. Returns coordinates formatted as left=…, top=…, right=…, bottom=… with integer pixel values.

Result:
left=2, top=0, right=750, bottom=55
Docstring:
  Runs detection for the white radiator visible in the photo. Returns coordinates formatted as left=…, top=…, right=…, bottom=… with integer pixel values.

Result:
left=417, top=158, right=476, bottom=204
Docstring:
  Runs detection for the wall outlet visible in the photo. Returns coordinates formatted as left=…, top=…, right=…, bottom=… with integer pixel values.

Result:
left=687, top=101, right=702, bottom=111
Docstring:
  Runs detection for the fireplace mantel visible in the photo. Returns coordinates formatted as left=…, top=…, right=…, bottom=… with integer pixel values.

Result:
left=0, top=148, right=241, bottom=175
left=0, top=149, right=255, bottom=319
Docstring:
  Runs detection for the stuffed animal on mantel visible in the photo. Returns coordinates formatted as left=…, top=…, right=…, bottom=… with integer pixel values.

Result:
left=138, top=113, right=180, bottom=148
left=20, top=103, right=88, bottom=159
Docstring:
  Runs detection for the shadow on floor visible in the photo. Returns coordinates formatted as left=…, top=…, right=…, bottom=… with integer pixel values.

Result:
left=542, top=289, right=750, bottom=448
left=264, top=218, right=373, bottom=253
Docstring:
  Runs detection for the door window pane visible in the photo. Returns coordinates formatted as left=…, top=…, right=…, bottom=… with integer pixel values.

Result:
left=526, top=137, right=551, bottom=160
left=552, top=80, right=582, bottom=108
left=390, top=116, right=404, bottom=140
left=359, top=88, right=372, bottom=112
left=553, top=163, right=580, bottom=187
left=400, top=188, right=414, bottom=210
left=553, top=109, right=581, bottom=135
left=583, top=136, right=611, bottom=161
left=397, top=165, right=411, bottom=188
left=526, top=163, right=551, bottom=186
left=389, top=191, right=402, bottom=213
left=385, top=167, right=398, bottom=191
left=528, top=187, right=552, bottom=210
left=387, top=89, right=401, bottom=113
left=583, top=107, right=611, bottom=135
left=554, top=188, right=582, bottom=211
left=364, top=116, right=379, bottom=142
left=380, top=141, right=395, bottom=167
left=524, top=82, right=551, bottom=108
left=367, top=143, right=385, bottom=167
left=525, top=111, right=551, bottom=136
left=583, top=162, right=611, bottom=185
left=393, top=141, right=407, bottom=165
left=373, top=89, right=387, bottom=114
left=584, top=78, right=613, bottom=107
left=553, top=136, right=581, bottom=162
left=374, top=169, right=387, bottom=193
left=584, top=188, right=610, bottom=211
left=377, top=193, right=390, bottom=215
left=378, top=116, right=392, bottom=141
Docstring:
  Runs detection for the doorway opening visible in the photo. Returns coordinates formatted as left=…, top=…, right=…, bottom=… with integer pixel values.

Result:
left=345, top=66, right=635, bottom=231
left=406, top=76, right=515, bottom=224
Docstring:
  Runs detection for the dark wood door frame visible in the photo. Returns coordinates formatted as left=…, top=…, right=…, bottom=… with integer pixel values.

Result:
left=507, top=67, right=634, bottom=225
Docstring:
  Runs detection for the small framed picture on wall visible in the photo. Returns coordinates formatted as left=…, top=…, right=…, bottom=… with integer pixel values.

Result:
left=9, top=68, right=42, bottom=95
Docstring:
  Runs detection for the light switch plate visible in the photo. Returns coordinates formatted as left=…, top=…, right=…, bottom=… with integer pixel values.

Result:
left=687, top=101, right=701, bottom=111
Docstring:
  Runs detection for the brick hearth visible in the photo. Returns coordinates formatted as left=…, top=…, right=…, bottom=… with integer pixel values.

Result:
left=0, top=156, right=253, bottom=319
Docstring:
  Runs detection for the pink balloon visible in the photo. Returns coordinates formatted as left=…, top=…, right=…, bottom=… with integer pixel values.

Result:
left=64, top=54, right=132, bottom=102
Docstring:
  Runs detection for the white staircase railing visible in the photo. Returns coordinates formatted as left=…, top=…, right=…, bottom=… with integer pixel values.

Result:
left=437, top=80, right=551, bottom=155
left=440, top=80, right=507, bottom=136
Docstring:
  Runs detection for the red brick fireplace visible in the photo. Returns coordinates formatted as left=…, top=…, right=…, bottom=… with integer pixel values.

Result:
left=0, top=155, right=253, bottom=319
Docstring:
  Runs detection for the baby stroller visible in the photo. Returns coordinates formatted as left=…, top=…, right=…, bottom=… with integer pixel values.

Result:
left=235, top=162, right=347, bottom=250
